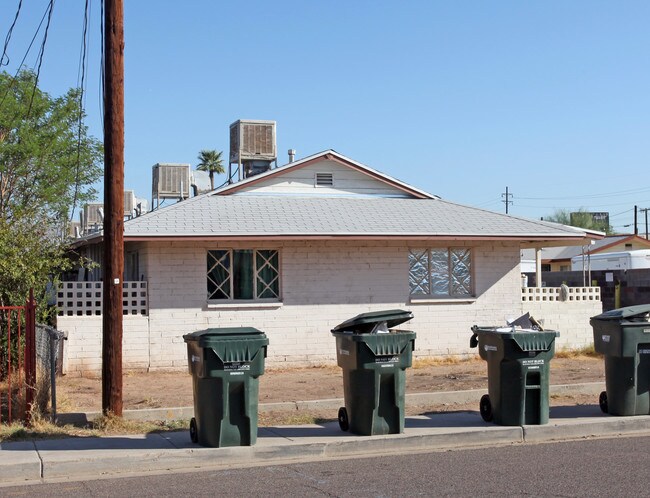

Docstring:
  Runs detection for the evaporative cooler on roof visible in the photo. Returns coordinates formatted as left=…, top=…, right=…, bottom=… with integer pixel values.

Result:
left=151, top=163, right=191, bottom=210
left=229, top=120, right=277, bottom=181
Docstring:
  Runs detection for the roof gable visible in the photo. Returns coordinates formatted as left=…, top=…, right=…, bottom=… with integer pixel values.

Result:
left=215, top=150, right=436, bottom=199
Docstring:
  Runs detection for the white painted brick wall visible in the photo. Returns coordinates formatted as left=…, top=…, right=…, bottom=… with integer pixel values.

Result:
left=57, top=240, right=603, bottom=375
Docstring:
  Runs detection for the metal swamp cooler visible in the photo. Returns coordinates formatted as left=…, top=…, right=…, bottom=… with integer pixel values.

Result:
left=470, top=324, right=559, bottom=426
left=331, top=309, right=416, bottom=436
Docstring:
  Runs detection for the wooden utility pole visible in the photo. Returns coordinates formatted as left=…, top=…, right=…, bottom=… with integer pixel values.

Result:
left=502, top=186, right=513, bottom=214
left=102, top=0, right=124, bottom=417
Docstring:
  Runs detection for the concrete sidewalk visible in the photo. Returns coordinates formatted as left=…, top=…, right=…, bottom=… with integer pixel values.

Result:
left=2, top=402, right=650, bottom=486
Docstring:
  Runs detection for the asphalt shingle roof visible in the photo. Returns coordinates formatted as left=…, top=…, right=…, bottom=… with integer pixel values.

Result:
left=123, top=194, right=591, bottom=239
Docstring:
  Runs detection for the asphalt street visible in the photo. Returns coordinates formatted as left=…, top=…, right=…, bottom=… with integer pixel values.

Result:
left=2, top=435, right=648, bottom=497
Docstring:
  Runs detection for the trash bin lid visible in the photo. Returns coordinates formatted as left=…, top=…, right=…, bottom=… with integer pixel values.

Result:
left=332, top=309, right=414, bottom=333
left=592, top=304, right=650, bottom=322
left=183, top=327, right=265, bottom=342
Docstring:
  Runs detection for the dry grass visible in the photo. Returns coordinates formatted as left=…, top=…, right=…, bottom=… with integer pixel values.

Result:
left=411, top=355, right=480, bottom=369
left=0, top=412, right=187, bottom=442
left=555, top=344, right=600, bottom=359
left=265, top=364, right=339, bottom=374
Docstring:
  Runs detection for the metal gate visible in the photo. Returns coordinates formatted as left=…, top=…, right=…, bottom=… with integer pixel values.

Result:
left=0, top=290, right=36, bottom=425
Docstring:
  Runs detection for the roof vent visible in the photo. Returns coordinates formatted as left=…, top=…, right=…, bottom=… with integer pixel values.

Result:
left=315, top=172, right=333, bottom=187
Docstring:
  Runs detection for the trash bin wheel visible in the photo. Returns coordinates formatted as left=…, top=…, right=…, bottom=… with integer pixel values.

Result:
left=338, top=407, right=349, bottom=431
left=189, top=417, right=198, bottom=443
left=599, top=391, right=608, bottom=414
left=480, top=394, right=493, bottom=422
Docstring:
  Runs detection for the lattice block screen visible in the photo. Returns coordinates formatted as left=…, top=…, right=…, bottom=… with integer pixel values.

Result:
left=57, top=281, right=148, bottom=316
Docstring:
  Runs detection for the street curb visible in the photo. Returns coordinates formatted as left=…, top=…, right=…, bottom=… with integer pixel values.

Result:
left=27, top=424, right=526, bottom=481
left=0, top=441, right=40, bottom=483
left=523, top=415, right=650, bottom=443
left=2, top=411, right=650, bottom=485
left=56, top=382, right=606, bottom=425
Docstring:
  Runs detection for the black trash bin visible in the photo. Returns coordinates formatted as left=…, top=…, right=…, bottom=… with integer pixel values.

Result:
left=331, top=309, right=416, bottom=436
left=470, top=325, right=559, bottom=426
left=590, top=304, right=650, bottom=416
left=183, top=327, right=268, bottom=447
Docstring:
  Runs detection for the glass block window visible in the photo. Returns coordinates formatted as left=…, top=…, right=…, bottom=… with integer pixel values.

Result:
left=207, top=249, right=280, bottom=301
left=408, top=248, right=472, bottom=297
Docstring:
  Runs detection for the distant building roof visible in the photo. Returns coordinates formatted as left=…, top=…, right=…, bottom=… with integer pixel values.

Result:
left=538, top=235, right=650, bottom=262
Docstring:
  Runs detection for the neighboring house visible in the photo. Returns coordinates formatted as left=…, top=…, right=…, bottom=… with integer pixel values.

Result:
left=523, top=235, right=650, bottom=273
left=58, top=150, right=603, bottom=374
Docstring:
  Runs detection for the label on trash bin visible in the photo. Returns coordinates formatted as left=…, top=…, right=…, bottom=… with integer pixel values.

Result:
left=191, top=355, right=201, bottom=363
left=339, top=349, right=350, bottom=356
left=639, top=348, right=650, bottom=354
left=522, top=359, right=544, bottom=368
left=375, top=356, right=399, bottom=368
left=375, top=356, right=399, bottom=363
left=601, top=335, right=611, bottom=343
left=644, top=329, right=650, bottom=334
left=484, top=345, right=497, bottom=352
left=224, top=362, right=251, bottom=372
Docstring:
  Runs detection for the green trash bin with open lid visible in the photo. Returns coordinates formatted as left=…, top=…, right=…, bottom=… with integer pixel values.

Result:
left=183, top=327, right=268, bottom=447
left=331, top=309, right=416, bottom=436
left=591, top=304, right=650, bottom=416
left=470, top=325, right=559, bottom=426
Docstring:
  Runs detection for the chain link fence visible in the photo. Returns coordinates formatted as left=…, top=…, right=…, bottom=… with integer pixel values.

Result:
left=35, top=324, right=66, bottom=421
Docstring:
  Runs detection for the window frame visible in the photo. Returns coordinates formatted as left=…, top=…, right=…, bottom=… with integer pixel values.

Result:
left=207, top=248, right=281, bottom=303
left=408, top=247, right=474, bottom=299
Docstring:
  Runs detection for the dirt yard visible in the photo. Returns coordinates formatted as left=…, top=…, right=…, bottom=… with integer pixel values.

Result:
left=56, top=356, right=605, bottom=414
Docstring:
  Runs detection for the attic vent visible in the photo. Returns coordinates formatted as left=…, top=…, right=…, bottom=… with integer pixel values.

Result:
left=315, top=172, right=333, bottom=187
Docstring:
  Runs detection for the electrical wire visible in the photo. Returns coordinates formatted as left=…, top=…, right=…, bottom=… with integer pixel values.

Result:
left=0, top=0, right=23, bottom=67
left=516, top=185, right=650, bottom=201
left=0, top=2, right=51, bottom=110
left=99, top=0, right=104, bottom=126
left=70, top=0, right=91, bottom=222
left=26, top=0, right=55, bottom=119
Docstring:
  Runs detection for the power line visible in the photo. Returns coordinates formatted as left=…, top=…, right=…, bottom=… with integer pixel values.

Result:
left=0, top=2, right=51, bottom=110
left=26, top=0, right=56, bottom=119
left=516, top=185, right=650, bottom=201
left=70, top=0, right=92, bottom=222
left=0, top=0, right=23, bottom=67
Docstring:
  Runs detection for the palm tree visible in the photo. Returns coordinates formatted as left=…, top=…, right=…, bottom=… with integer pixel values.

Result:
left=196, top=149, right=225, bottom=190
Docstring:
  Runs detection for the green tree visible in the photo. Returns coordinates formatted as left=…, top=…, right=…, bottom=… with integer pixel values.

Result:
left=0, top=70, right=102, bottom=317
left=196, top=149, right=225, bottom=190
left=543, top=208, right=614, bottom=234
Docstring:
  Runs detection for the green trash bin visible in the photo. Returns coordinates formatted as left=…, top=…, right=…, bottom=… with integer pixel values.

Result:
left=590, top=304, right=650, bottom=416
left=331, top=309, right=416, bottom=436
left=470, top=325, right=559, bottom=426
left=183, top=327, right=268, bottom=447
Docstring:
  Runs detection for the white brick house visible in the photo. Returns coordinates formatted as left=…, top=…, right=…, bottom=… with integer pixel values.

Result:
left=59, top=150, right=603, bottom=374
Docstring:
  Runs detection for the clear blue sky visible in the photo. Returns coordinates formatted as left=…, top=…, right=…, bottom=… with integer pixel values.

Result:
left=3, top=1, right=650, bottom=232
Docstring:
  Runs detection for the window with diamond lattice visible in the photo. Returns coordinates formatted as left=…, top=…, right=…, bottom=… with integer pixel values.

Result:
left=408, top=248, right=472, bottom=297
left=207, top=249, right=279, bottom=301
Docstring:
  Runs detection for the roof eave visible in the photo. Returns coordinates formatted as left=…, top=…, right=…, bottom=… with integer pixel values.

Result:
left=121, top=233, right=595, bottom=243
